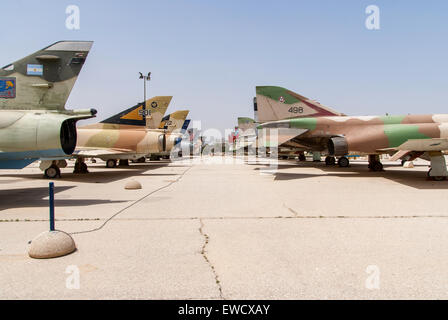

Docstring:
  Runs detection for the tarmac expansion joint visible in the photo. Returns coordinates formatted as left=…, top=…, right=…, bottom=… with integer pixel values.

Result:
left=199, top=218, right=224, bottom=299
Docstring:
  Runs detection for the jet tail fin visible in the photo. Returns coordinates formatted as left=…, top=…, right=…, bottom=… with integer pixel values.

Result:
left=145, top=96, right=173, bottom=129
left=181, top=119, right=191, bottom=134
left=255, top=86, right=344, bottom=122
left=159, top=110, right=190, bottom=133
left=100, top=96, right=172, bottom=127
left=0, top=41, right=93, bottom=111
left=237, top=117, right=257, bottom=137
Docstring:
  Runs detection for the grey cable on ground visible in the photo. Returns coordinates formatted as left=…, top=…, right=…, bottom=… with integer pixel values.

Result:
left=70, top=165, right=193, bottom=235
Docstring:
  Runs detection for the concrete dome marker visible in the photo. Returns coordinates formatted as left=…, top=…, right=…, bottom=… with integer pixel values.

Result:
left=125, top=180, right=142, bottom=190
left=28, top=182, right=76, bottom=259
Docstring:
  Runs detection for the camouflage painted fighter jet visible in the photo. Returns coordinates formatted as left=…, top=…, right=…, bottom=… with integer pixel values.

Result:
left=257, top=87, right=448, bottom=180
left=0, top=41, right=97, bottom=171
left=62, top=96, right=174, bottom=175
left=243, top=86, right=343, bottom=159
left=40, top=95, right=173, bottom=177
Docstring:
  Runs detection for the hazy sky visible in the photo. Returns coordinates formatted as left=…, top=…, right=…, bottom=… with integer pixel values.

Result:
left=2, top=1, right=448, bottom=132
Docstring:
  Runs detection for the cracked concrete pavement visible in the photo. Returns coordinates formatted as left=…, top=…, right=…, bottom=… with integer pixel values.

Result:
left=1, top=157, right=448, bottom=299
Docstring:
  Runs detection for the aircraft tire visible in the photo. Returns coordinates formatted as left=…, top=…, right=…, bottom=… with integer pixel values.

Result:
left=338, top=157, right=350, bottom=168
left=45, top=165, right=60, bottom=179
left=371, top=161, right=383, bottom=172
left=427, top=169, right=447, bottom=181
left=106, top=159, right=117, bottom=168
left=325, top=156, right=336, bottom=166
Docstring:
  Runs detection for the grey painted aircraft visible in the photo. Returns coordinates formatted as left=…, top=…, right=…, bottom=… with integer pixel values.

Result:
left=0, top=41, right=97, bottom=171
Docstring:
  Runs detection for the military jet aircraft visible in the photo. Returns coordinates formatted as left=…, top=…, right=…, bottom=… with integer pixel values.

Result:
left=0, top=41, right=97, bottom=170
left=258, top=87, right=448, bottom=180
left=72, top=96, right=174, bottom=175
left=244, top=86, right=343, bottom=159
left=40, top=95, right=173, bottom=177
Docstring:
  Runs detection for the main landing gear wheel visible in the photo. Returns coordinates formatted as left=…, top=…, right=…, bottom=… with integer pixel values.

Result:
left=298, top=153, right=306, bottom=162
left=427, top=169, right=447, bottom=181
left=44, top=165, right=61, bottom=179
left=325, top=156, right=336, bottom=166
left=106, top=159, right=117, bottom=168
left=370, top=161, right=383, bottom=172
left=338, top=156, right=350, bottom=168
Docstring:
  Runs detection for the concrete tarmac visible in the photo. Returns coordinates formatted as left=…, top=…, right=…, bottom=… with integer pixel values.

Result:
left=1, top=157, right=448, bottom=299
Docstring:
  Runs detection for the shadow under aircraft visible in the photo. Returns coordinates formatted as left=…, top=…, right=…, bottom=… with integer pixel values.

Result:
left=252, top=160, right=448, bottom=190
left=0, top=186, right=127, bottom=211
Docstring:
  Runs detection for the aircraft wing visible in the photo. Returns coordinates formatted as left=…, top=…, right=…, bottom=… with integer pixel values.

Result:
left=74, top=147, right=135, bottom=158
left=378, top=138, right=448, bottom=153
left=257, top=127, right=309, bottom=147
left=381, top=138, right=448, bottom=162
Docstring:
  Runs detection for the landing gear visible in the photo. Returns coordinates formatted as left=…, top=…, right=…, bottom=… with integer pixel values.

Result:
left=106, top=159, right=117, bottom=168
left=119, top=159, right=129, bottom=167
left=137, top=157, right=146, bottom=163
left=427, top=169, right=446, bottom=181
left=368, top=155, right=384, bottom=172
left=298, top=152, right=306, bottom=162
left=370, top=161, right=383, bottom=172
left=325, top=156, right=336, bottom=166
left=44, top=165, right=61, bottom=179
left=40, top=160, right=66, bottom=179
left=73, top=158, right=89, bottom=174
left=427, top=152, right=448, bottom=181
left=150, top=155, right=161, bottom=161
left=338, top=156, right=350, bottom=168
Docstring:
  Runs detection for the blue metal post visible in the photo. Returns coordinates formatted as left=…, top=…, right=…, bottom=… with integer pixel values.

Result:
left=49, top=182, right=55, bottom=231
